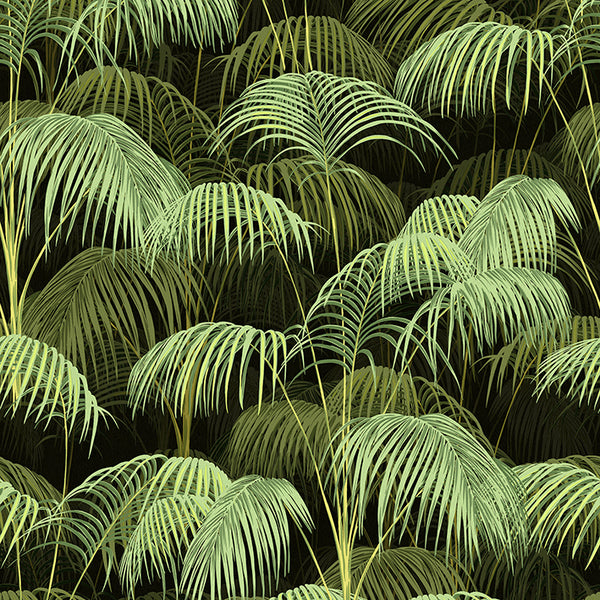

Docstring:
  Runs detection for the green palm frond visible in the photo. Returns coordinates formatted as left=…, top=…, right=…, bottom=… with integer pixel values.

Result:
left=515, top=461, right=600, bottom=567
left=264, top=585, right=344, bottom=600
left=23, top=248, right=197, bottom=376
left=408, top=593, right=498, bottom=600
left=0, top=456, right=61, bottom=503
left=0, top=334, right=109, bottom=447
left=128, top=321, right=295, bottom=417
left=458, top=175, right=580, bottom=271
left=323, top=546, right=468, bottom=600
left=210, top=71, right=451, bottom=174
left=329, top=412, right=528, bottom=565
left=243, top=157, right=406, bottom=253
left=41, top=454, right=230, bottom=587
left=536, top=336, right=600, bottom=408
left=346, top=0, right=511, bottom=62
left=1, top=112, right=182, bottom=248
left=180, top=475, right=313, bottom=600
left=400, top=195, right=479, bottom=242
left=395, top=22, right=556, bottom=117
left=0, top=479, right=40, bottom=557
left=0, top=590, right=87, bottom=600
left=219, top=15, right=394, bottom=93
left=144, top=182, right=315, bottom=267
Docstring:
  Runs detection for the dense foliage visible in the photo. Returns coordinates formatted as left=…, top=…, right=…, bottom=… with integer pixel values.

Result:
left=1, top=1, right=600, bottom=599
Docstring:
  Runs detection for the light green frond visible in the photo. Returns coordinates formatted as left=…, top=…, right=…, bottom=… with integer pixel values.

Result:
left=243, top=157, right=406, bottom=253
left=42, top=454, right=230, bottom=585
left=0, top=590, right=87, bottom=600
left=346, top=0, right=511, bottom=62
left=23, top=248, right=196, bottom=376
left=144, top=182, right=315, bottom=267
left=219, top=15, right=394, bottom=93
left=458, top=175, right=580, bottom=271
left=226, top=400, right=335, bottom=480
left=0, top=101, right=52, bottom=134
left=401, top=195, right=479, bottom=242
left=515, top=461, right=600, bottom=567
left=128, top=322, right=295, bottom=417
left=1, top=112, right=181, bottom=248
left=323, top=546, right=468, bottom=600
left=408, top=594, right=498, bottom=600
left=180, top=475, right=314, bottom=600
left=329, top=413, right=528, bottom=565
left=0, top=479, right=40, bottom=557
left=265, top=586, right=344, bottom=600
left=536, top=336, right=600, bottom=409
left=210, top=71, right=450, bottom=174
left=0, top=334, right=108, bottom=447
left=395, top=22, right=556, bottom=117
left=0, top=457, right=61, bottom=503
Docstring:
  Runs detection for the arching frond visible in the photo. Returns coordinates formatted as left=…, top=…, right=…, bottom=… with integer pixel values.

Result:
left=219, top=15, right=394, bottom=93
left=536, top=336, right=600, bottom=409
left=0, top=457, right=61, bottom=503
left=265, top=585, right=344, bottom=600
left=458, top=175, right=580, bottom=271
left=407, top=593, right=498, bottom=600
left=243, top=157, right=406, bottom=253
left=180, top=475, right=313, bottom=600
left=346, top=0, right=511, bottom=62
left=329, top=413, right=528, bottom=566
left=1, top=113, right=181, bottom=248
left=0, top=590, right=87, bottom=600
left=0, top=480, right=40, bottom=557
left=210, top=71, right=450, bottom=174
left=23, top=248, right=197, bottom=376
left=400, top=195, right=479, bottom=242
left=128, top=322, right=295, bottom=417
left=395, top=22, right=556, bottom=117
left=323, top=546, right=468, bottom=600
left=0, top=334, right=108, bottom=447
left=144, top=182, right=315, bottom=267
left=515, top=461, right=600, bottom=567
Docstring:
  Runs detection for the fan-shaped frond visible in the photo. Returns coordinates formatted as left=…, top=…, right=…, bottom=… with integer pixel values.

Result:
left=0, top=334, right=108, bottom=446
left=0, top=456, right=61, bottom=503
left=1, top=112, right=181, bottom=248
left=346, top=0, right=511, bottom=63
left=23, top=248, right=197, bottom=376
left=515, top=461, right=600, bottom=567
left=458, top=175, right=579, bottom=271
left=144, top=182, right=315, bottom=267
left=329, top=413, right=528, bottom=565
left=536, top=336, right=600, bottom=409
left=219, top=15, right=394, bottom=94
left=0, top=479, right=40, bottom=557
left=128, top=321, right=295, bottom=418
left=264, top=585, right=344, bottom=600
left=243, top=157, right=406, bottom=253
left=395, top=22, right=556, bottom=117
left=210, top=71, right=450, bottom=174
left=180, top=475, right=313, bottom=600
left=400, top=195, right=479, bottom=242
left=323, top=546, right=468, bottom=600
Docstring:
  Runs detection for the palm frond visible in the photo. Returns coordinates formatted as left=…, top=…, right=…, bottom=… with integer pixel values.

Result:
left=0, top=334, right=109, bottom=447
left=23, top=248, right=197, bottom=376
left=323, top=546, right=468, bottom=600
left=180, top=475, right=313, bottom=600
left=265, top=585, right=344, bottom=600
left=219, top=15, right=394, bottom=93
left=536, top=336, right=600, bottom=408
left=458, top=175, right=580, bottom=271
left=0, top=479, right=40, bottom=558
left=0, top=456, right=61, bottom=503
left=329, top=412, right=528, bottom=565
left=128, top=322, right=295, bottom=417
left=210, top=71, right=451, bottom=174
left=1, top=112, right=181, bottom=248
left=395, top=22, right=556, bottom=117
left=515, top=461, right=600, bottom=567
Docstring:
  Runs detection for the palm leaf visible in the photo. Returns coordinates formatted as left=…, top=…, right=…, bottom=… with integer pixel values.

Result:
left=329, top=412, right=528, bottom=565
left=264, top=585, right=344, bottom=600
left=395, top=22, right=556, bottom=117
left=515, top=461, right=600, bottom=567
left=0, top=590, right=87, bottom=600
left=219, top=15, right=394, bottom=93
left=127, top=321, right=295, bottom=417
left=323, top=546, right=468, bottom=600
left=1, top=112, right=182, bottom=248
left=210, top=71, right=450, bottom=174
left=458, top=175, right=580, bottom=272
left=22, top=248, right=197, bottom=376
left=0, top=334, right=108, bottom=447
left=180, top=475, right=314, bottom=600
left=407, top=594, right=498, bottom=600
left=0, top=456, right=61, bottom=504
left=0, top=479, right=40, bottom=558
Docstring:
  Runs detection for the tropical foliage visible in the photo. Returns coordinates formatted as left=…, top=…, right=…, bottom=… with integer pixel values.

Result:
left=1, top=0, right=600, bottom=599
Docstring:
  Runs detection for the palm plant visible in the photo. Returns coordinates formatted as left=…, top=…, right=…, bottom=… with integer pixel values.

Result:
left=1, top=0, right=600, bottom=599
